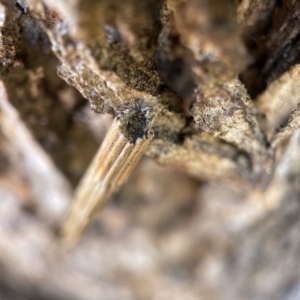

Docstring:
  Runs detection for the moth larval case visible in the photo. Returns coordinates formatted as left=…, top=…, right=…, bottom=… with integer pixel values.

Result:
left=61, top=117, right=154, bottom=247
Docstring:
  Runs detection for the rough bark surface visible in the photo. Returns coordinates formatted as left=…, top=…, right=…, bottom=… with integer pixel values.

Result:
left=0, top=0, right=300, bottom=300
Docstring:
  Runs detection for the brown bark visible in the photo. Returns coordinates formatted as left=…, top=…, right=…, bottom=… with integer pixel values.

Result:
left=0, top=0, right=300, bottom=299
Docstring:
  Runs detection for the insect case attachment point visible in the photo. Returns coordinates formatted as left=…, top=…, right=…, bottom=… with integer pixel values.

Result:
left=61, top=117, right=154, bottom=247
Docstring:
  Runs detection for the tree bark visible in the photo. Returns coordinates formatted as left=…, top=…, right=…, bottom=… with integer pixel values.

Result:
left=0, top=0, right=300, bottom=299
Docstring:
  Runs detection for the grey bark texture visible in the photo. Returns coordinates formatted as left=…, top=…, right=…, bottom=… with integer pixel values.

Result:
left=0, top=0, right=300, bottom=300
